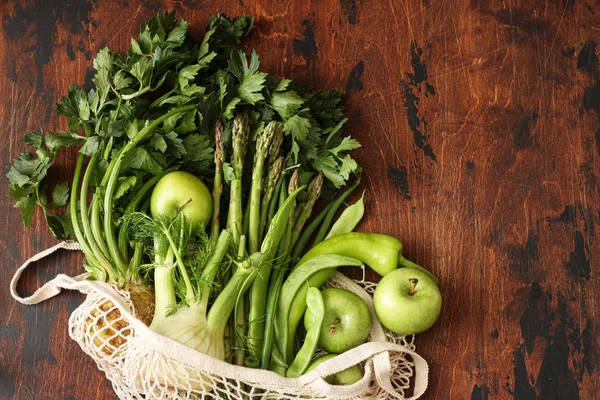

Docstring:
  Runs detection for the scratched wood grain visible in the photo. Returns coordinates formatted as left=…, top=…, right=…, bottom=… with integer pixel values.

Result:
left=1, top=0, right=599, bottom=398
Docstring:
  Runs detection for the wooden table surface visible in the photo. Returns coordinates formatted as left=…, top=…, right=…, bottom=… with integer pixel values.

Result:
left=1, top=0, right=599, bottom=399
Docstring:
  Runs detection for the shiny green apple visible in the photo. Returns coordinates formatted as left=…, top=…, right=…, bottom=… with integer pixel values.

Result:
left=373, top=267, right=442, bottom=335
left=305, top=354, right=364, bottom=385
left=150, top=171, right=212, bottom=232
left=304, top=288, right=371, bottom=354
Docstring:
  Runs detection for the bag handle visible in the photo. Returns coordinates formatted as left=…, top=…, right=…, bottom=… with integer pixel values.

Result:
left=405, top=351, right=428, bottom=400
left=306, top=341, right=428, bottom=399
left=10, top=241, right=85, bottom=305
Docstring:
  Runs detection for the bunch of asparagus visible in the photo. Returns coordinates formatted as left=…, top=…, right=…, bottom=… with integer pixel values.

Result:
left=211, top=113, right=324, bottom=367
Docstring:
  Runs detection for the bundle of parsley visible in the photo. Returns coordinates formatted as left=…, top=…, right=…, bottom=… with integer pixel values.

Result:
left=7, top=11, right=360, bottom=366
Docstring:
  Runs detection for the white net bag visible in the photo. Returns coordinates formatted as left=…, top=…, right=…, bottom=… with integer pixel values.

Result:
left=11, top=242, right=429, bottom=400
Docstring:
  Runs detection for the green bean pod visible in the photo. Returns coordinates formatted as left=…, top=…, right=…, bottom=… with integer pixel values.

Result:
left=260, top=260, right=287, bottom=369
left=324, top=190, right=365, bottom=239
left=273, top=254, right=363, bottom=367
left=286, top=287, right=325, bottom=378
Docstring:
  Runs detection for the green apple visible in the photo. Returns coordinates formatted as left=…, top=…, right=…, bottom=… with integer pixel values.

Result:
left=304, top=288, right=371, bottom=354
left=305, top=354, right=364, bottom=385
left=373, top=267, right=442, bottom=334
left=150, top=171, right=212, bottom=232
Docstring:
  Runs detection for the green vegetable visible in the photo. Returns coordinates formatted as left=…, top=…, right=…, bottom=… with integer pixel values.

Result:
left=211, top=120, right=225, bottom=242
left=324, top=190, right=365, bottom=239
left=266, top=175, right=285, bottom=231
left=286, top=287, right=324, bottom=378
left=256, top=171, right=327, bottom=368
left=260, top=255, right=287, bottom=369
left=257, top=178, right=287, bottom=370
left=259, top=156, right=284, bottom=239
left=290, top=202, right=332, bottom=261
left=152, top=252, right=256, bottom=361
left=225, top=113, right=251, bottom=365
left=6, top=13, right=259, bottom=328
left=288, top=172, right=323, bottom=251
left=226, top=114, right=249, bottom=245
left=246, top=186, right=305, bottom=359
left=300, top=232, right=437, bottom=279
left=273, top=254, right=363, bottom=368
left=248, top=121, right=277, bottom=253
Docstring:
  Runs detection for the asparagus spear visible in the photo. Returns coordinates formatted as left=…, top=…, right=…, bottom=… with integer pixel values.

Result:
left=283, top=170, right=300, bottom=252
left=211, top=120, right=225, bottom=242
left=268, top=122, right=284, bottom=165
left=246, top=170, right=299, bottom=360
left=248, top=121, right=277, bottom=253
left=259, top=156, right=283, bottom=239
left=226, top=112, right=250, bottom=248
left=225, top=113, right=250, bottom=366
left=288, top=172, right=323, bottom=250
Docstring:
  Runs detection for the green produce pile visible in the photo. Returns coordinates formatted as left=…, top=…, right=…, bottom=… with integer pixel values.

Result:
left=7, top=12, right=442, bottom=382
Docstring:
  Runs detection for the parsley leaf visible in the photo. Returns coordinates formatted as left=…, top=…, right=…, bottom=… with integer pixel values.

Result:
left=270, top=90, right=304, bottom=119
left=228, top=50, right=267, bottom=105
left=283, top=113, right=311, bottom=142
left=48, top=182, right=69, bottom=208
left=114, top=176, right=137, bottom=200
left=122, top=147, right=164, bottom=174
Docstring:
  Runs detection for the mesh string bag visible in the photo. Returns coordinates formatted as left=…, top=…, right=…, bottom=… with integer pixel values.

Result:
left=11, top=242, right=429, bottom=399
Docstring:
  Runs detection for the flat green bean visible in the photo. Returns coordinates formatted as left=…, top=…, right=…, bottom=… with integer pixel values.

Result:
left=325, top=190, right=365, bottom=239
left=286, top=288, right=324, bottom=378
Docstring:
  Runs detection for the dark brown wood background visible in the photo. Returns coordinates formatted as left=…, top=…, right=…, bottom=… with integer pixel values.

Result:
left=1, top=0, right=599, bottom=398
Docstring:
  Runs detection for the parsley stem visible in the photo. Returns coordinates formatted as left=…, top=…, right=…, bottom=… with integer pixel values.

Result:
left=90, top=194, right=111, bottom=260
left=122, top=85, right=151, bottom=100
left=70, top=153, right=117, bottom=281
left=103, top=154, right=128, bottom=273
left=69, top=154, right=92, bottom=256
left=113, top=97, right=122, bottom=121
left=102, top=105, right=197, bottom=277
left=149, top=88, right=176, bottom=109
left=80, top=152, right=112, bottom=263
left=34, top=186, right=50, bottom=220
left=103, top=137, right=114, bottom=160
